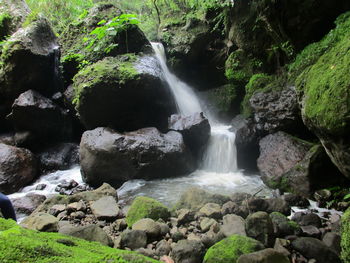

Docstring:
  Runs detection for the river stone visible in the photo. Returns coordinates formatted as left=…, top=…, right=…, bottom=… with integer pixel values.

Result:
left=221, top=214, right=246, bottom=237
left=156, top=240, right=172, bottom=256
left=177, top=209, right=196, bottom=226
left=270, top=212, right=300, bottom=237
left=300, top=225, right=321, bottom=238
left=199, top=203, right=222, bottom=219
left=292, top=212, right=322, bottom=228
left=322, top=232, right=341, bottom=255
left=265, top=198, right=291, bottom=216
left=132, top=218, right=161, bottom=239
left=175, top=187, right=230, bottom=211
left=273, top=238, right=291, bottom=257
left=291, top=237, right=341, bottom=263
left=12, top=193, right=46, bottom=215
left=246, top=212, right=274, bottom=247
left=21, top=212, right=58, bottom=232
left=120, top=229, right=147, bottom=250
left=90, top=196, right=119, bottom=221
left=0, top=143, right=37, bottom=194
left=237, top=248, right=290, bottom=263
left=170, top=240, right=205, bottom=263
left=203, top=234, right=265, bottom=263
left=80, top=127, right=195, bottom=188
left=168, top=113, right=211, bottom=158
left=59, top=224, right=113, bottom=247
left=200, top=218, right=218, bottom=233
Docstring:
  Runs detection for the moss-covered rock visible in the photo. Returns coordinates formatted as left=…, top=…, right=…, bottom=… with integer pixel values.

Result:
left=296, top=11, right=350, bottom=179
left=72, top=55, right=175, bottom=131
left=0, top=12, right=12, bottom=40
left=126, top=196, right=170, bottom=227
left=203, top=234, right=265, bottom=263
left=0, top=218, right=160, bottom=263
left=341, top=208, right=350, bottom=262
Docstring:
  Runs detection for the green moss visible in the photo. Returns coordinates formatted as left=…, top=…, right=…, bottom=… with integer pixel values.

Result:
left=341, top=208, right=350, bottom=262
left=0, top=12, right=11, bottom=40
left=22, top=11, right=40, bottom=27
left=126, top=196, right=170, bottom=227
left=72, top=55, right=139, bottom=105
left=203, top=234, right=264, bottom=263
left=296, top=31, right=350, bottom=135
left=0, top=218, right=159, bottom=263
left=241, top=73, right=274, bottom=117
left=289, top=11, right=350, bottom=81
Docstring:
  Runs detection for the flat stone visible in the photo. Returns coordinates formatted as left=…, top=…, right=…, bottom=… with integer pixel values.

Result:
left=90, top=196, right=119, bottom=220
left=221, top=214, right=246, bottom=237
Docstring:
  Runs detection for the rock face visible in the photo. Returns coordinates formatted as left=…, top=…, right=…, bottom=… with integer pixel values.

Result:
left=80, top=127, right=194, bottom=188
left=257, top=132, right=344, bottom=196
left=8, top=90, right=71, bottom=143
left=72, top=55, right=176, bottom=132
left=0, top=143, right=37, bottom=194
left=168, top=113, right=211, bottom=159
left=0, top=19, right=60, bottom=106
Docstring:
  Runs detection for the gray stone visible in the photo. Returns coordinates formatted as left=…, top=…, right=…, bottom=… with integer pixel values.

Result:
left=300, top=225, right=321, bottom=238
left=221, top=214, right=246, bottom=237
left=21, top=212, right=58, bottom=232
left=246, top=212, right=274, bottom=247
left=291, top=237, right=341, bottom=263
left=90, top=196, right=119, bottom=221
left=177, top=209, right=196, bottom=226
left=200, top=217, right=217, bottom=233
left=273, top=238, right=291, bottom=257
left=270, top=212, right=299, bottom=237
left=59, top=224, right=113, bottom=247
left=170, top=240, right=205, bottom=263
left=132, top=218, right=161, bottom=239
left=156, top=240, right=172, bottom=256
left=121, top=229, right=147, bottom=250
left=12, top=193, right=46, bottom=215
left=199, top=203, right=222, bottom=219
left=322, top=232, right=341, bottom=255
left=237, top=248, right=290, bottom=263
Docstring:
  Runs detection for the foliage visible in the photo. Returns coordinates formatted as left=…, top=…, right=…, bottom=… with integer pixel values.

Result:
left=25, top=0, right=94, bottom=34
left=341, top=208, right=350, bottom=263
left=83, top=14, right=139, bottom=54
left=0, top=218, right=160, bottom=263
left=0, top=12, right=11, bottom=41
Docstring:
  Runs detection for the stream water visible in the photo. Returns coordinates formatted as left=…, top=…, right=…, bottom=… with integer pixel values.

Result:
left=9, top=43, right=271, bottom=209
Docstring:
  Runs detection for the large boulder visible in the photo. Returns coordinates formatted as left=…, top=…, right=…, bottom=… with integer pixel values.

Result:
left=0, top=18, right=60, bottom=106
left=12, top=193, right=46, bottom=215
left=237, top=248, right=290, bottom=263
left=7, top=90, right=72, bottom=143
left=168, top=113, right=211, bottom=159
left=80, top=127, right=195, bottom=188
left=257, top=132, right=344, bottom=196
left=170, top=240, right=206, bottom=263
left=0, top=143, right=37, bottom=194
left=203, top=234, right=265, bottom=263
left=296, top=12, right=350, bottom=179
left=126, top=196, right=170, bottom=227
left=245, top=212, right=274, bottom=247
left=72, top=55, right=176, bottom=132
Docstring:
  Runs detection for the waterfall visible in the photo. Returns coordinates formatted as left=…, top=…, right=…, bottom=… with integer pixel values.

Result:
left=151, top=42, right=238, bottom=173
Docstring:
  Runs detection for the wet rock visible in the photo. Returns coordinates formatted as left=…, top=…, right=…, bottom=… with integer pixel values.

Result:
left=244, top=198, right=269, bottom=213
left=21, top=212, right=59, bottom=232
left=132, top=218, right=161, bottom=240
left=59, top=224, right=113, bottom=247
left=90, top=196, right=119, bottom=221
left=177, top=209, right=196, bottom=226
left=246, top=212, right=274, bottom=247
left=72, top=56, right=176, bottom=132
left=121, top=229, right=148, bottom=250
left=270, top=212, right=300, bottom=237
left=0, top=143, right=37, bottom=194
left=170, top=240, right=205, bottom=263
left=203, top=234, right=265, bottom=263
left=12, top=193, right=46, bottom=215
left=266, top=198, right=291, bottom=216
left=237, top=248, right=290, bottom=263
left=221, top=214, right=246, bottom=237
left=283, top=194, right=310, bottom=208
left=80, top=127, right=195, bottom=188
left=322, top=232, right=341, bottom=255
left=168, top=113, right=211, bottom=158
left=199, top=203, right=222, bottom=219
left=126, top=196, right=170, bottom=227
left=174, top=187, right=230, bottom=211
left=38, top=143, right=79, bottom=172
left=156, top=240, right=172, bottom=256
left=300, top=225, right=321, bottom=238
left=8, top=90, right=72, bottom=144
left=292, top=213, right=322, bottom=228
left=291, top=237, right=341, bottom=263
left=273, top=238, right=291, bottom=257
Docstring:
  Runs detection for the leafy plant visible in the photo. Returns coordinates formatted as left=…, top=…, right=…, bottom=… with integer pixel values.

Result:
left=83, top=14, right=140, bottom=53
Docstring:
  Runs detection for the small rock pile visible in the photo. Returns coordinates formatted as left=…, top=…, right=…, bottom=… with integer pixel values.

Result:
left=20, top=185, right=343, bottom=263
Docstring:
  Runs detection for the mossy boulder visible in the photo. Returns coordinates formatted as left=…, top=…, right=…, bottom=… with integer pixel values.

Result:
left=72, top=55, right=175, bottom=132
left=341, top=208, right=350, bottom=262
left=126, top=196, right=170, bottom=227
left=296, top=12, right=350, bottom=179
left=60, top=3, right=151, bottom=85
left=0, top=218, right=160, bottom=263
left=203, top=234, right=265, bottom=263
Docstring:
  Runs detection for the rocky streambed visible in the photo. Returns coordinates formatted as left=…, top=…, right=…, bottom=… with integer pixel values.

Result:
left=13, top=181, right=345, bottom=263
